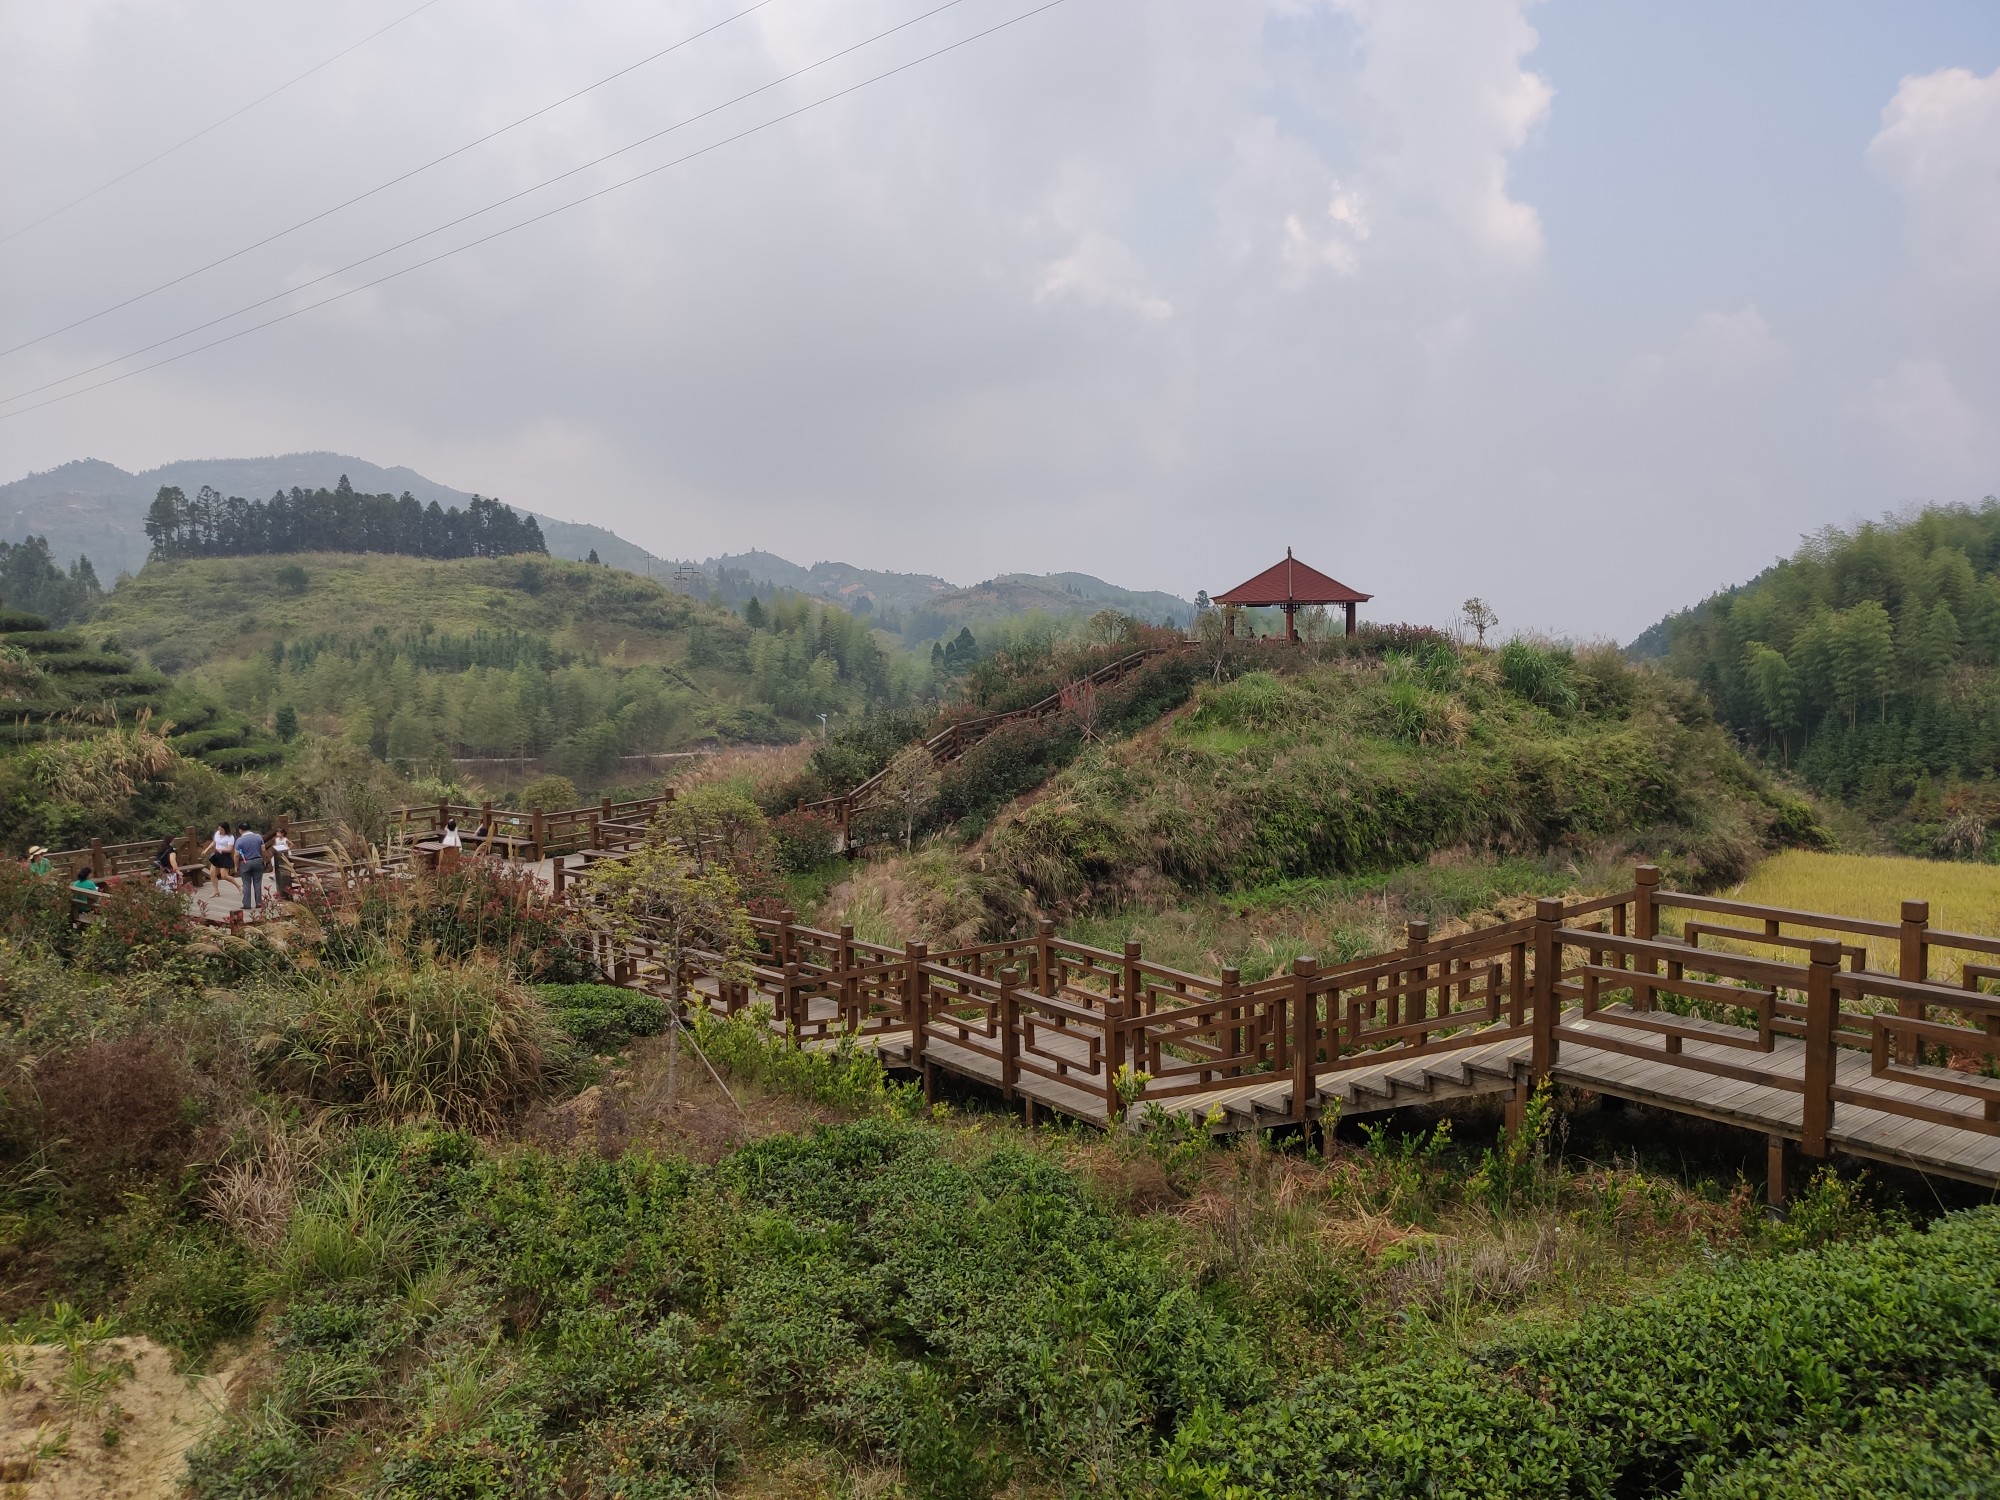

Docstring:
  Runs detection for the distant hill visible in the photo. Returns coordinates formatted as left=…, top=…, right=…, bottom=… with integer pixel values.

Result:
left=4, top=454, right=1196, bottom=641
left=0, top=454, right=668, bottom=580
left=703, top=553, right=1195, bottom=641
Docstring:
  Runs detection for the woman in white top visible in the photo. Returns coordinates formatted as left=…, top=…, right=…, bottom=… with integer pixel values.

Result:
left=203, top=823, right=239, bottom=893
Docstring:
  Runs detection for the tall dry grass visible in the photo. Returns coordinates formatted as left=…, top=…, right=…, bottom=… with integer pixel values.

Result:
left=260, top=957, right=563, bottom=1127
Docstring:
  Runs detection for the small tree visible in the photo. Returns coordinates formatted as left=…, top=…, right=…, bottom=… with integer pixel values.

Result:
left=877, top=743, right=940, bottom=851
left=584, top=836, right=754, bottom=1107
left=1462, top=598, right=1498, bottom=646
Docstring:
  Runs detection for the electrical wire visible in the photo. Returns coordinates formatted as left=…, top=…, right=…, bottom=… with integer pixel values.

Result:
left=0, top=0, right=984, bottom=408
left=0, top=0, right=778, bottom=360
left=0, top=0, right=1068, bottom=423
left=0, top=0, right=448, bottom=248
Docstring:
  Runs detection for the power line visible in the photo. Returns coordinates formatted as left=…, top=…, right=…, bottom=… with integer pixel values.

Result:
left=0, top=0, right=448, bottom=248
left=0, top=0, right=1071, bottom=425
left=0, top=0, right=979, bottom=408
left=0, top=0, right=778, bottom=360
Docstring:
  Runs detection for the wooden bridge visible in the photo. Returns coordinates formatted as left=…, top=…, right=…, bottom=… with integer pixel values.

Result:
left=601, top=865, right=2000, bottom=1200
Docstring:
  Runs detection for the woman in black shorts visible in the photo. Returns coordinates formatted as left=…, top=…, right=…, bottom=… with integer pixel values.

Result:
left=203, top=822, right=238, bottom=894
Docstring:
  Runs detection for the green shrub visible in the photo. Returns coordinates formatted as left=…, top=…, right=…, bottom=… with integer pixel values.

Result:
left=1686, top=1376, right=2000, bottom=1498
left=0, top=863, right=71, bottom=950
left=1162, top=1207, right=2000, bottom=1499
left=262, top=960, right=563, bottom=1126
left=769, top=808, right=842, bottom=872
left=538, top=982, right=665, bottom=1052
left=1498, top=639, right=1579, bottom=713
left=374, top=1406, right=564, bottom=1500
left=77, top=876, right=192, bottom=973
left=126, top=1226, right=258, bottom=1364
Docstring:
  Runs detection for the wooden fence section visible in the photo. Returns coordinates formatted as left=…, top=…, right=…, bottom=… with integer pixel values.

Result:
left=47, top=814, right=342, bottom=885
left=595, top=866, right=2000, bottom=1193
left=802, top=646, right=1172, bottom=853
left=390, top=794, right=672, bottom=866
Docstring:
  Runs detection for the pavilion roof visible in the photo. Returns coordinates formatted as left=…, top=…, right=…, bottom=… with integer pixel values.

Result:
left=1214, top=549, right=1371, bottom=607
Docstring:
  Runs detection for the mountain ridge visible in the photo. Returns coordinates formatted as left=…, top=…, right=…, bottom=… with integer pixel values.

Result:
left=2, top=453, right=1195, bottom=638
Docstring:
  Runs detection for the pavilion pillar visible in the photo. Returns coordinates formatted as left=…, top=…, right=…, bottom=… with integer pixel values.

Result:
left=1284, top=603, right=1297, bottom=643
left=1344, top=600, right=1357, bottom=636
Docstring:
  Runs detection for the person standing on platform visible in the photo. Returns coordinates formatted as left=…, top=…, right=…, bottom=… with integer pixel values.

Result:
left=235, top=824, right=266, bottom=913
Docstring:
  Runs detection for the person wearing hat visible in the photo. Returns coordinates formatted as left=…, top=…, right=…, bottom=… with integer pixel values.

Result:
left=23, top=846, right=51, bottom=876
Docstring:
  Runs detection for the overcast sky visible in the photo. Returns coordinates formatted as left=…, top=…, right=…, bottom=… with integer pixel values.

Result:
left=2, top=1, right=1997, bottom=639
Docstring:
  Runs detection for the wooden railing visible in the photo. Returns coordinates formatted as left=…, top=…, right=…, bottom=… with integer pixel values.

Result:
left=389, top=794, right=672, bottom=864
left=46, top=814, right=341, bottom=884
left=802, top=646, right=1177, bottom=852
left=574, top=866, right=2000, bottom=1168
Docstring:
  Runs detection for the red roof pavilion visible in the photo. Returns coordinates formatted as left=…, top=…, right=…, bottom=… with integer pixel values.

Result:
left=1214, top=548, right=1371, bottom=641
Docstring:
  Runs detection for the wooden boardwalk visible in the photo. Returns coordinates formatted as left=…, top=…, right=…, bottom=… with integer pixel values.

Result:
left=639, top=865, right=2000, bottom=1199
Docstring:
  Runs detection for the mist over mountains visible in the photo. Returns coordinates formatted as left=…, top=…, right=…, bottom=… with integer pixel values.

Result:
left=0, top=453, right=1193, bottom=640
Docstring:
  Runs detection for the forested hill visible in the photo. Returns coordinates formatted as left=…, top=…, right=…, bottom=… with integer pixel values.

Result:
left=88, top=554, right=916, bottom=773
left=1641, top=500, right=2000, bottom=829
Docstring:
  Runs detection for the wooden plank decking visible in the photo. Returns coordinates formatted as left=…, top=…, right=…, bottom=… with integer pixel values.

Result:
left=603, top=862, right=2000, bottom=1196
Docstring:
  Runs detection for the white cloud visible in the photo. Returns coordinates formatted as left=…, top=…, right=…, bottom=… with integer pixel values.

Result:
left=1035, top=231, right=1172, bottom=321
left=1868, top=65, right=2000, bottom=296
left=1623, top=306, right=1785, bottom=396
left=1861, top=357, right=1983, bottom=466
left=1328, top=0, right=1553, bottom=270
left=1680, top=307, right=1786, bottom=383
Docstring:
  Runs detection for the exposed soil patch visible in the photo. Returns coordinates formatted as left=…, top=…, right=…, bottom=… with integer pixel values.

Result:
left=0, top=1337, right=237, bottom=1499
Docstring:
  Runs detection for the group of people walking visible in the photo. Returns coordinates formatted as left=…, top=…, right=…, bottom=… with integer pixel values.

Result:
left=25, top=822, right=295, bottom=916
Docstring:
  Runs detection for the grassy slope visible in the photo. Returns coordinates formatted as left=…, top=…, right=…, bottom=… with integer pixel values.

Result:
left=983, top=646, right=1811, bottom=913
left=87, top=553, right=724, bottom=676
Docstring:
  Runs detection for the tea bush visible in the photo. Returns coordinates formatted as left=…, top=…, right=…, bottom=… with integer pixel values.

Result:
left=538, top=981, right=665, bottom=1053
left=1162, top=1207, right=2000, bottom=1499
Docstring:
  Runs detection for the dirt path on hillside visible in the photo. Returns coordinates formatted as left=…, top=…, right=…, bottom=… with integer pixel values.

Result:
left=0, top=1337, right=237, bottom=1498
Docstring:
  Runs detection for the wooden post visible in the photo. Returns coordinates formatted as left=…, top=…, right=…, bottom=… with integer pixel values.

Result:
left=436, top=797, right=448, bottom=831
left=1037, top=918, right=1056, bottom=996
left=1343, top=600, right=1357, bottom=636
left=527, top=806, right=545, bottom=862
left=1897, top=899, right=1929, bottom=1064
left=602, top=795, right=614, bottom=825
left=1122, top=939, right=1147, bottom=1079
left=1406, top=920, right=1429, bottom=1046
left=90, top=839, right=104, bottom=878
left=1633, top=864, right=1660, bottom=1012
left=838, top=924, right=855, bottom=1029
left=906, top=941, right=930, bottom=1098
left=1290, top=956, right=1318, bottom=1124
left=1531, top=898, right=1562, bottom=1079
left=551, top=857, right=565, bottom=896
left=782, top=961, right=802, bottom=1037
left=1801, top=938, right=1840, bottom=1158
left=778, top=908, right=797, bottom=968
left=1223, top=966, right=1243, bottom=1066
left=1766, top=1135, right=1788, bottom=1208
left=999, top=966, right=1020, bottom=1100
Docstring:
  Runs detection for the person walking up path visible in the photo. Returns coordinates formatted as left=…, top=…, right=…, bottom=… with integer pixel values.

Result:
left=235, top=824, right=266, bottom=913
left=204, top=824, right=239, bottom=894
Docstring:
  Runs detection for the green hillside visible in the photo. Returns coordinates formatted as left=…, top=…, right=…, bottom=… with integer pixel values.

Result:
left=981, top=637, right=1815, bottom=912
left=1639, top=501, right=2000, bottom=849
left=87, top=554, right=912, bottom=777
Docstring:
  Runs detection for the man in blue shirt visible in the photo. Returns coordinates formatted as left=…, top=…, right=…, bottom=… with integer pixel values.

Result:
left=235, top=825, right=266, bottom=912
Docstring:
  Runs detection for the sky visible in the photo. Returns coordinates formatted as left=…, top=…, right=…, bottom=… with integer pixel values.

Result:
left=1, top=0, right=1997, bottom=641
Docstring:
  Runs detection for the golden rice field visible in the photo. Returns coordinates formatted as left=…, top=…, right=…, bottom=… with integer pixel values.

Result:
left=1716, top=850, right=2000, bottom=981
